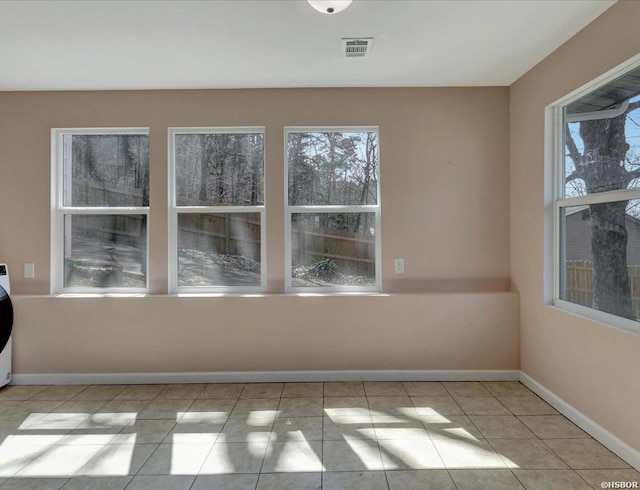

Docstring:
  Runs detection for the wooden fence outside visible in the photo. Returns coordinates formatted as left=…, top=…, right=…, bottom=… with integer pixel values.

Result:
left=292, top=223, right=375, bottom=277
left=565, top=260, right=640, bottom=319
left=68, top=186, right=374, bottom=275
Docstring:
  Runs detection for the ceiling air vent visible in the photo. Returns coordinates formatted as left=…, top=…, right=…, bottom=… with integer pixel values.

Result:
left=342, top=38, right=373, bottom=58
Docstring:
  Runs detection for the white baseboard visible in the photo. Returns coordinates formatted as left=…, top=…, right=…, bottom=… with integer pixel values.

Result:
left=10, top=369, right=521, bottom=386
left=520, top=372, right=640, bottom=471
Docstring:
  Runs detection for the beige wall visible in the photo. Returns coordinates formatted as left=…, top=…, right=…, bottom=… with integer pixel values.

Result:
left=511, top=1, right=640, bottom=451
left=0, top=87, right=517, bottom=373
left=12, top=293, right=519, bottom=373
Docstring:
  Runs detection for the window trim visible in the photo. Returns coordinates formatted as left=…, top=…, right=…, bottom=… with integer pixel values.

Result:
left=284, top=126, right=382, bottom=293
left=50, top=127, right=150, bottom=294
left=547, top=53, right=640, bottom=338
left=168, top=127, right=267, bottom=294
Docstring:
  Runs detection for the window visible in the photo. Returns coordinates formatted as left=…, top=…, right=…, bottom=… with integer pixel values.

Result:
left=51, top=129, right=150, bottom=292
left=169, top=128, right=265, bottom=293
left=285, top=127, right=381, bottom=292
left=552, top=57, right=640, bottom=334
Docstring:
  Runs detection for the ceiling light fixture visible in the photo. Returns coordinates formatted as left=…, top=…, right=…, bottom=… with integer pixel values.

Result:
left=307, top=0, right=353, bottom=15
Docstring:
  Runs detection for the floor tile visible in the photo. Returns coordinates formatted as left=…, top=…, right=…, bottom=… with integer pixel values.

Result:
left=372, top=419, right=430, bottom=441
left=199, top=442, right=268, bottom=474
left=364, top=382, right=407, bottom=397
left=323, top=397, right=370, bottom=417
left=164, top=433, right=219, bottom=446
left=124, top=475, right=195, bottom=490
left=76, top=412, right=137, bottom=430
left=218, top=417, right=273, bottom=444
left=198, top=384, right=245, bottom=399
left=281, top=383, right=323, bottom=398
left=455, top=396, right=511, bottom=416
left=0, top=478, right=69, bottom=490
left=0, top=401, right=21, bottom=415
left=386, top=469, right=455, bottom=490
left=60, top=476, right=133, bottom=490
left=322, top=440, right=384, bottom=471
left=368, top=397, right=416, bottom=417
left=261, top=440, right=323, bottom=472
left=186, top=399, right=236, bottom=422
left=432, top=439, right=508, bottom=469
left=513, top=469, right=592, bottom=489
left=53, top=400, right=107, bottom=414
left=422, top=414, right=484, bottom=441
left=6, top=401, right=65, bottom=420
left=410, top=396, right=463, bottom=416
left=0, top=386, right=46, bottom=401
left=256, top=472, right=321, bottom=490
left=577, top=469, right=640, bottom=488
left=488, top=438, right=569, bottom=469
left=449, top=469, right=524, bottom=489
left=482, top=382, right=533, bottom=397
left=0, top=381, right=633, bottom=490
left=402, top=382, right=448, bottom=397
left=378, top=439, right=445, bottom=469
left=138, top=444, right=213, bottom=475
left=31, top=387, right=89, bottom=401
left=240, top=384, right=283, bottom=399
left=191, top=474, right=258, bottom=490
left=230, top=399, right=278, bottom=418
left=271, top=417, right=323, bottom=441
left=277, top=398, right=323, bottom=418
left=137, top=400, right=192, bottom=420
left=79, top=443, right=158, bottom=476
left=114, top=385, right=167, bottom=401
left=442, top=382, right=491, bottom=397
left=323, top=416, right=374, bottom=441
left=138, top=443, right=212, bottom=475
left=0, top=446, right=55, bottom=477
left=470, top=416, right=536, bottom=439
left=543, top=439, right=630, bottom=469
left=498, top=396, right=558, bottom=416
left=519, top=415, right=590, bottom=439
left=324, top=382, right=365, bottom=397
left=169, top=423, right=223, bottom=442
left=96, top=400, right=151, bottom=414
left=16, top=444, right=104, bottom=476
left=323, top=471, right=389, bottom=490
left=155, top=384, right=205, bottom=400
left=71, top=386, right=127, bottom=401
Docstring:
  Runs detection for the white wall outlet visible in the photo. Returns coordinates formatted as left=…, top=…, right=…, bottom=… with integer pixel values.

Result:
left=24, top=263, right=35, bottom=279
left=394, top=258, right=405, bottom=274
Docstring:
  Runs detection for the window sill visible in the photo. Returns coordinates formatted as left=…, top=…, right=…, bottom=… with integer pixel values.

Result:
left=548, top=299, right=640, bottom=339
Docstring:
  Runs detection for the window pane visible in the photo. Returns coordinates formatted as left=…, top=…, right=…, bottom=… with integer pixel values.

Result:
left=288, top=131, right=378, bottom=206
left=563, top=66, right=640, bottom=198
left=175, top=133, right=264, bottom=206
left=64, top=215, right=147, bottom=288
left=178, top=213, right=261, bottom=287
left=65, top=134, right=149, bottom=207
left=291, top=212, right=376, bottom=288
left=560, top=201, right=640, bottom=321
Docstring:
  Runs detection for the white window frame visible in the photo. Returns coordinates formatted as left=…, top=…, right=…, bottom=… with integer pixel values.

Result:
left=284, top=126, right=382, bottom=293
left=168, top=127, right=267, bottom=294
left=50, top=128, right=150, bottom=294
left=547, top=53, right=640, bottom=338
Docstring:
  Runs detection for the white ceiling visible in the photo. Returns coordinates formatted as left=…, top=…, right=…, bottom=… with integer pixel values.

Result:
left=0, top=0, right=615, bottom=91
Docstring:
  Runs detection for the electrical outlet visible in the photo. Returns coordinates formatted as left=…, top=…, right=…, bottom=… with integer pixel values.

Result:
left=394, top=258, right=405, bottom=274
left=24, top=263, right=35, bottom=279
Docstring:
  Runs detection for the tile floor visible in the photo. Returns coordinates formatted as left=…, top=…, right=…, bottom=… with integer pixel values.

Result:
left=0, top=381, right=636, bottom=489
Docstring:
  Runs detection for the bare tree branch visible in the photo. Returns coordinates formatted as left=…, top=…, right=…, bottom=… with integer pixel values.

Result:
left=565, top=125, right=583, bottom=170
left=565, top=170, right=584, bottom=184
